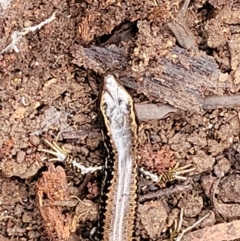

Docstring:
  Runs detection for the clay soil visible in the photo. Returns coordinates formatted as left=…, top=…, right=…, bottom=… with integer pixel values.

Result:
left=1, top=0, right=240, bottom=241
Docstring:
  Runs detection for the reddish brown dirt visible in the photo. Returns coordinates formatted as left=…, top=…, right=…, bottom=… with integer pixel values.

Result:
left=1, top=0, right=240, bottom=240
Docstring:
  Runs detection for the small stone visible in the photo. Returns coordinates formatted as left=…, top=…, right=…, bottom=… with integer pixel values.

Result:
left=28, top=230, right=39, bottom=239
left=80, top=146, right=89, bottom=156
left=16, top=151, right=26, bottom=163
left=11, top=148, right=17, bottom=156
left=22, top=212, right=32, bottom=223
left=214, top=158, right=231, bottom=178
left=179, top=195, right=203, bottom=218
left=24, top=20, right=33, bottom=28
left=29, top=136, right=40, bottom=146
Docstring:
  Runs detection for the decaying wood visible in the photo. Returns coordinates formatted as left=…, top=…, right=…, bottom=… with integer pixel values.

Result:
left=71, top=44, right=233, bottom=111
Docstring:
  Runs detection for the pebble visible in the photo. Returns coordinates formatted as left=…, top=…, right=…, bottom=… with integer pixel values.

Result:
left=16, top=151, right=26, bottom=163
left=29, top=136, right=40, bottom=146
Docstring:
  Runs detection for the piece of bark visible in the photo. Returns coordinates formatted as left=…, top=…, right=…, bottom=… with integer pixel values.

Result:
left=71, top=45, right=127, bottom=74
left=37, top=164, right=71, bottom=241
left=71, top=44, right=231, bottom=111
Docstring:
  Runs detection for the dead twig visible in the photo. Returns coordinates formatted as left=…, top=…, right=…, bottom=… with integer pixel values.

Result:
left=139, top=184, right=193, bottom=203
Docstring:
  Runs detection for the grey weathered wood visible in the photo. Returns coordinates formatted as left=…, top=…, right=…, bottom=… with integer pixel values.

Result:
left=135, top=103, right=178, bottom=121
left=71, top=44, right=232, bottom=111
